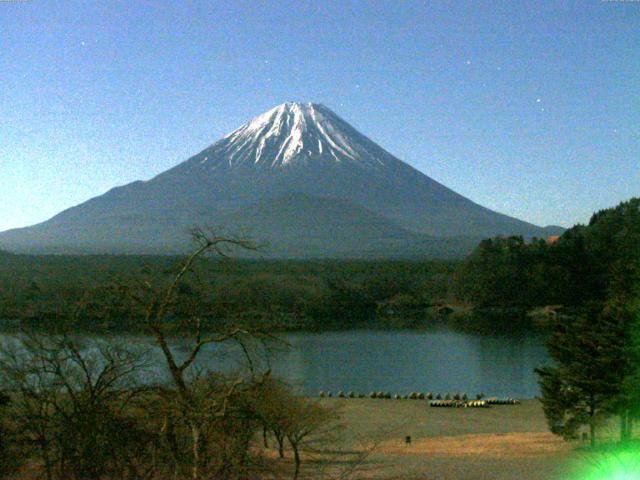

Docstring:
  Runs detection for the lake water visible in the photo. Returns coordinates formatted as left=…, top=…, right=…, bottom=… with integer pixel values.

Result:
left=0, top=328, right=551, bottom=399
left=265, top=330, right=550, bottom=399
left=125, top=329, right=550, bottom=399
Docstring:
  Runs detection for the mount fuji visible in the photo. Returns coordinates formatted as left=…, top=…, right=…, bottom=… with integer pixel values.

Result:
left=0, top=102, right=562, bottom=257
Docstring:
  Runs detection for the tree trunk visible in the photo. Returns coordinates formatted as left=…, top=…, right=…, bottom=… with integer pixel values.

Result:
left=39, top=438, right=53, bottom=480
left=275, top=432, right=285, bottom=458
left=191, top=423, right=201, bottom=480
left=293, top=445, right=301, bottom=480
left=625, top=410, right=633, bottom=442
left=621, top=409, right=633, bottom=443
left=589, top=401, right=596, bottom=448
left=44, top=456, right=53, bottom=480
left=263, top=426, right=269, bottom=448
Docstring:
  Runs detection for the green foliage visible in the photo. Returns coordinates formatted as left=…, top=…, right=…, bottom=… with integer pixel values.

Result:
left=530, top=198, right=640, bottom=445
left=307, top=278, right=376, bottom=323
left=457, top=197, right=640, bottom=311
left=455, top=236, right=564, bottom=309
left=536, top=306, right=632, bottom=444
left=2, top=197, right=637, bottom=336
left=0, top=256, right=459, bottom=332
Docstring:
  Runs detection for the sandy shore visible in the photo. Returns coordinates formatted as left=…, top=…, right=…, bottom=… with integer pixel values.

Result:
left=299, top=398, right=595, bottom=480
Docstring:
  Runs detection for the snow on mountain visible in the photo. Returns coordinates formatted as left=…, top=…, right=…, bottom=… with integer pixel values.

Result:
left=198, top=102, right=384, bottom=169
left=0, top=102, right=563, bottom=257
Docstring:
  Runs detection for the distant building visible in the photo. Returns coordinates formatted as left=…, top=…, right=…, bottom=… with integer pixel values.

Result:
left=547, top=235, right=560, bottom=244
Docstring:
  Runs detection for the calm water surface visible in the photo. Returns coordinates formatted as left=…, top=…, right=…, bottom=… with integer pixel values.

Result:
left=131, top=329, right=549, bottom=398
left=268, top=330, right=550, bottom=398
left=1, top=329, right=551, bottom=399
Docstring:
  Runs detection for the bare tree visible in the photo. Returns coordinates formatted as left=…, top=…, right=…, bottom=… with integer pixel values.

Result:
left=0, top=334, right=153, bottom=480
left=249, top=377, right=340, bottom=480
left=284, top=399, right=338, bottom=480
left=119, top=227, right=275, bottom=480
left=0, top=391, right=19, bottom=479
left=251, top=377, right=292, bottom=459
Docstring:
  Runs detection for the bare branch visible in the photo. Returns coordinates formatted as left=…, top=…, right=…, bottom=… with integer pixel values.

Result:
left=177, top=328, right=249, bottom=373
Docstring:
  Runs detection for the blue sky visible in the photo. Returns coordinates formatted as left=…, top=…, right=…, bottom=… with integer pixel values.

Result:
left=1, top=0, right=638, bottom=232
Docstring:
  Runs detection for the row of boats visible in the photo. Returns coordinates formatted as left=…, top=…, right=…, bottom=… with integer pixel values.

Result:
left=318, top=390, right=520, bottom=406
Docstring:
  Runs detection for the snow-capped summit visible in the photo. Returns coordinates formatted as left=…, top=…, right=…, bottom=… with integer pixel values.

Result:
left=202, top=102, right=384, bottom=168
left=0, top=102, right=563, bottom=256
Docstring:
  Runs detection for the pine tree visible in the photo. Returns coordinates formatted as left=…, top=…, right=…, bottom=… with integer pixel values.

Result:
left=611, top=303, right=640, bottom=443
left=536, top=304, right=631, bottom=446
left=537, top=198, right=640, bottom=446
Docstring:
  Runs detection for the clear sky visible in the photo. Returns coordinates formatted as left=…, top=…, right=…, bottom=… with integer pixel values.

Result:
left=1, top=0, right=638, bottom=232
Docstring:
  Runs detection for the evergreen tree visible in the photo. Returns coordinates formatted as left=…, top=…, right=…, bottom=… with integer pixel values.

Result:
left=610, top=302, right=640, bottom=443
left=536, top=304, right=631, bottom=446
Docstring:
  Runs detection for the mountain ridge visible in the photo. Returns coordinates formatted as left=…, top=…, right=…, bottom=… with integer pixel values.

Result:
left=0, top=102, right=563, bottom=257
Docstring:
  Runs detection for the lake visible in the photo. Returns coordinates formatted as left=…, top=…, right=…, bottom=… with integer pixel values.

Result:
left=265, top=329, right=551, bottom=399
left=86, top=328, right=550, bottom=399
left=0, top=328, right=551, bottom=399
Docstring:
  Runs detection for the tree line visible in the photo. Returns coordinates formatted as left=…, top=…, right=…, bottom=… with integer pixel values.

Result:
left=457, top=198, right=639, bottom=308
left=534, top=198, right=640, bottom=446
left=2, top=200, right=639, bottom=336
left=0, top=253, right=461, bottom=333
left=455, top=197, right=640, bottom=445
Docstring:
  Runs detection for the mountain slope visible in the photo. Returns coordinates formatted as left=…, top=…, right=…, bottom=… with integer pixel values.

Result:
left=0, top=102, right=561, bottom=257
left=219, top=193, right=481, bottom=258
